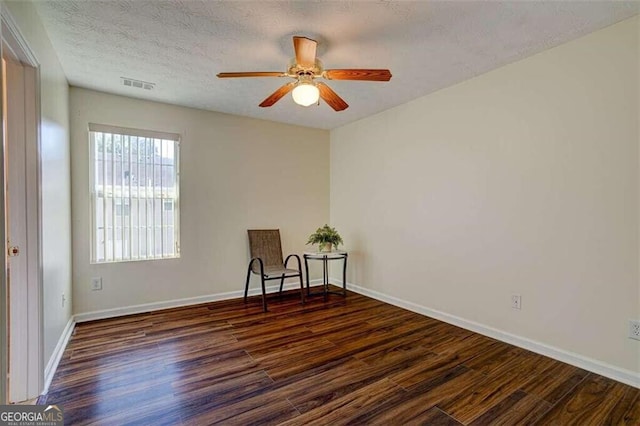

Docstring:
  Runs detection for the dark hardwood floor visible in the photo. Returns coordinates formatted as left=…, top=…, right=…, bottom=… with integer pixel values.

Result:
left=40, top=287, right=639, bottom=425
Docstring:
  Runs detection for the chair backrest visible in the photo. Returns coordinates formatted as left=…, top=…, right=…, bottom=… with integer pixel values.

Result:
left=247, top=229, right=284, bottom=273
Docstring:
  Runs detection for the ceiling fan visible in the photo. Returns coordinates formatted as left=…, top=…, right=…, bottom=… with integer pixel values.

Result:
left=217, top=36, right=392, bottom=111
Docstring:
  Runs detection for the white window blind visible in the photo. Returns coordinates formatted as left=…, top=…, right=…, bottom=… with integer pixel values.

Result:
left=89, top=123, right=180, bottom=263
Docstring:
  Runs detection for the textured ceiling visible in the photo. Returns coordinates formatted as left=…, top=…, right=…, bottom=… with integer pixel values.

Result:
left=34, top=1, right=639, bottom=130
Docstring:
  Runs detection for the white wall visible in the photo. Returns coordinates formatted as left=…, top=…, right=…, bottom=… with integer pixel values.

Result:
left=4, top=1, right=72, bottom=369
left=331, top=17, right=639, bottom=376
left=70, top=88, right=329, bottom=314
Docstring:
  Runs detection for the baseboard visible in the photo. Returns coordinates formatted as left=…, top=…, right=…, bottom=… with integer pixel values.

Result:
left=42, top=316, right=75, bottom=394
left=57, top=279, right=638, bottom=392
left=74, top=279, right=323, bottom=323
left=342, top=280, right=640, bottom=389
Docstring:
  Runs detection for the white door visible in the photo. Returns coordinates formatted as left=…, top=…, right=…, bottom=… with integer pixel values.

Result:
left=4, top=54, right=39, bottom=403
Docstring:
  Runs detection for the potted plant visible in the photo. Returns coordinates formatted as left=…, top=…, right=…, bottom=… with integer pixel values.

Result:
left=307, top=224, right=343, bottom=252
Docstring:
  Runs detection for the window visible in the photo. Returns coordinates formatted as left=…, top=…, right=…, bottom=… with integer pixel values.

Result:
left=89, top=123, right=180, bottom=263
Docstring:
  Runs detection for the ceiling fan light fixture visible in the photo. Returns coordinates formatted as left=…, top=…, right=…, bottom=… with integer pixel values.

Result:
left=292, top=82, right=319, bottom=107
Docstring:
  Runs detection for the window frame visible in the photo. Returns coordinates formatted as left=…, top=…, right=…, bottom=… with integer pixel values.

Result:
left=88, top=123, right=181, bottom=264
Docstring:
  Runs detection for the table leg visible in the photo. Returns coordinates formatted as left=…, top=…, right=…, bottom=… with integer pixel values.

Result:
left=304, top=256, right=310, bottom=296
left=342, top=254, right=348, bottom=297
left=323, top=258, right=328, bottom=302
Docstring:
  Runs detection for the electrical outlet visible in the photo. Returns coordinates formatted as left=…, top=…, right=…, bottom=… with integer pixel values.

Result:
left=91, top=277, right=103, bottom=291
left=61, top=293, right=66, bottom=308
left=511, top=294, right=521, bottom=310
left=630, top=320, right=640, bottom=341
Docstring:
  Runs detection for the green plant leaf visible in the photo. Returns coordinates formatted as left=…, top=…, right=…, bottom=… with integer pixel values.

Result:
left=306, top=224, right=343, bottom=247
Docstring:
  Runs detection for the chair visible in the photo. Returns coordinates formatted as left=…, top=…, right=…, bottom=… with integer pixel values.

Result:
left=244, top=229, right=304, bottom=312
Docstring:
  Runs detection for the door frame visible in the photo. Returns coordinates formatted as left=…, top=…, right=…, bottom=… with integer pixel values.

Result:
left=1, top=6, right=43, bottom=402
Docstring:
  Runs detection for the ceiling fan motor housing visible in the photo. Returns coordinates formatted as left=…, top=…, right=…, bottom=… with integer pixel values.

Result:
left=288, top=58, right=324, bottom=78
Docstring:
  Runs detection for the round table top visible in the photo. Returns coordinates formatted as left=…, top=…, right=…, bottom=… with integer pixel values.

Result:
left=303, top=250, right=347, bottom=259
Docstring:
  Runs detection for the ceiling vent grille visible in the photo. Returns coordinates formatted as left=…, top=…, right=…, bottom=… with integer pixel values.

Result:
left=121, top=77, right=155, bottom=90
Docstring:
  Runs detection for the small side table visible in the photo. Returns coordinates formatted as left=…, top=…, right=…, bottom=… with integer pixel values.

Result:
left=303, top=250, right=348, bottom=301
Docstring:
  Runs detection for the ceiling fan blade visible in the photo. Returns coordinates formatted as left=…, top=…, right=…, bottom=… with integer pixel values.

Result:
left=217, top=72, right=287, bottom=78
left=323, top=69, right=392, bottom=81
left=317, top=82, right=349, bottom=111
left=293, top=36, right=317, bottom=67
left=259, top=82, right=296, bottom=107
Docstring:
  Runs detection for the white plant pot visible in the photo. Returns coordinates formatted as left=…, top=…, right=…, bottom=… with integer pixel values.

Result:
left=319, top=243, right=332, bottom=252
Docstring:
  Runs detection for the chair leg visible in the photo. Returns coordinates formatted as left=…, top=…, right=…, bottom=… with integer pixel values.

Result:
left=279, top=274, right=285, bottom=297
left=244, top=265, right=252, bottom=303
left=261, top=275, right=267, bottom=312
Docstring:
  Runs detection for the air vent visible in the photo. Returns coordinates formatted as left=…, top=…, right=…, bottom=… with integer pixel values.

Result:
left=121, top=77, right=155, bottom=91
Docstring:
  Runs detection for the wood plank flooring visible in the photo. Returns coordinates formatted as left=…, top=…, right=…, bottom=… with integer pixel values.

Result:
left=40, top=287, right=639, bottom=425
